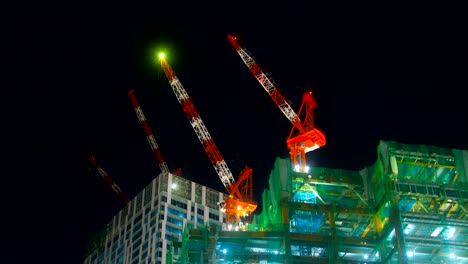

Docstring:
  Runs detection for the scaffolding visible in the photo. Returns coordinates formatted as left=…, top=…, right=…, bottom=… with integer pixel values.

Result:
left=178, top=140, right=468, bottom=263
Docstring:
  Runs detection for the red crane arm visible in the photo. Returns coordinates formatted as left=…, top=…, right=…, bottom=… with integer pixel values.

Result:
left=159, top=57, right=236, bottom=190
left=228, top=34, right=304, bottom=133
left=228, top=35, right=326, bottom=173
left=89, top=155, right=129, bottom=203
left=159, top=55, right=257, bottom=225
left=128, top=90, right=170, bottom=174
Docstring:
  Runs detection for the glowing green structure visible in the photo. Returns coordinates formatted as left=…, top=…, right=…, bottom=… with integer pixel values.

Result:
left=178, top=140, right=468, bottom=263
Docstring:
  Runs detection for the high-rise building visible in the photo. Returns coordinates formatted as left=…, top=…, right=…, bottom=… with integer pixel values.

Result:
left=83, top=173, right=226, bottom=264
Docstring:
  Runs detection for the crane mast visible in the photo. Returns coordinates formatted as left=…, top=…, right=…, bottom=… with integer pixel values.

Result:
left=159, top=54, right=256, bottom=226
left=128, top=90, right=170, bottom=174
left=228, top=34, right=326, bottom=173
left=89, top=155, right=130, bottom=204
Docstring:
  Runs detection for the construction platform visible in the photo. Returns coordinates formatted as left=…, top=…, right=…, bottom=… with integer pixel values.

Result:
left=175, top=140, right=468, bottom=264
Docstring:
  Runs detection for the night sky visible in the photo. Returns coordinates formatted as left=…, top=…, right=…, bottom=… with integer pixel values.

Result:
left=5, top=2, right=467, bottom=263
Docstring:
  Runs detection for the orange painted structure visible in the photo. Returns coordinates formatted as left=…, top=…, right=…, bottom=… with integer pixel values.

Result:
left=286, top=92, right=326, bottom=172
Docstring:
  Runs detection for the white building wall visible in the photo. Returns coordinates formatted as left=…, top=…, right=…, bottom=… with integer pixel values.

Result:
left=83, top=173, right=226, bottom=264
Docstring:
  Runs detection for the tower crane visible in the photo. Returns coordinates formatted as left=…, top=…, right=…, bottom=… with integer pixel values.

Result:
left=158, top=53, right=256, bottom=227
left=89, top=155, right=130, bottom=204
left=227, top=34, right=326, bottom=173
left=128, top=89, right=172, bottom=175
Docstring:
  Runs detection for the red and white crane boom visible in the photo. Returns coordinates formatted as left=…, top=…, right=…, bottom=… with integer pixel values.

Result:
left=227, top=35, right=303, bottom=131
left=228, top=34, right=326, bottom=173
left=159, top=54, right=256, bottom=225
left=159, top=57, right=236, bottom=189
left=89, top=155, right=130, bottom=204
left=128, top=90, right=170, bottom=174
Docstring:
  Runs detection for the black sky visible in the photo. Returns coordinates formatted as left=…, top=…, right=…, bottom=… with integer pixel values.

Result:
left=4, top=2, right=468, bottom=263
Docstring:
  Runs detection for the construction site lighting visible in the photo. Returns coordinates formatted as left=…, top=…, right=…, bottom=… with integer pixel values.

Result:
left=447, top=227, right=456, bottom=238
left=404, top=224, right=414, bottom=234
left=171, top=183, right=177, bottom=189
left=431, top=226, right=443, bottom=237
left=158, top=52, right=165, bottom=59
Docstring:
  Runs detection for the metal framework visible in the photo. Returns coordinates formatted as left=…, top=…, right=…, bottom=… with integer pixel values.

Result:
left=128, top=90, right=170, bottom=174
left=286, top=92, right=326, bottom=173
left=159, top=56, right=257, bottom=226
left=227, top=35, right=325, bottom=173
left=89, top=155, right=129, bottom=204
left=177, top=141, right=468, bottom=264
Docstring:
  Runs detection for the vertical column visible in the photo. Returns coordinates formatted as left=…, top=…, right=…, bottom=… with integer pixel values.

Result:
left=160, top=205, right=168, bottom=264
left=328, top=203, right=338, bottom=264
left=282, top=200, right=292, bottom=264
left=194, top=202, right=198, bottom=228
left=167, top=174, right=173, bottom=204
left=453, top=149, right=468, bottom=182
left=151, top=226, right=156, bottom=264
left=117, top=211, right=122, bottom=240
left=204, top=205, right=209, bottom=224
left=151, top=179, right=157, bottom=210
left=133, top=194, right=138, bottom=217
left=375, top=238, right=386, bottom=264
left=124, top=211, right=130, bottom=264
left=187, top=200, right=192, bottom=222
left=127, top=200, right=131, bottom=219
left=125, top=244, right=131, bottom=264
left=219, top=192, right=224, bottom=223
left=191, top=182, right=196, bottom=202
left=390, top=194, right=407, bottom=264
left=161, top=240, right=167, bottom=264
left=202, top=186, right=206, bottom=206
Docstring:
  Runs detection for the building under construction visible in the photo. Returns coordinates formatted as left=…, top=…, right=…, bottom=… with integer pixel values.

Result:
left=177, top=140, right=468, bottom=264
left=85, top=34, right=468, bottom=264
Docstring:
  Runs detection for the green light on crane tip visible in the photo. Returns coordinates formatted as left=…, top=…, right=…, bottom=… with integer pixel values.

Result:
left=158, top=52, right=165, bottom=59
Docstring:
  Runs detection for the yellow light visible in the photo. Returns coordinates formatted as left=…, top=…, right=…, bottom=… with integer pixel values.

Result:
left=158, top=52, right=165, bottom=59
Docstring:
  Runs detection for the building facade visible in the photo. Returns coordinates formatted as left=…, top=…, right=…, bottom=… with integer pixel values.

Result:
left=84, top=173, right=226, bottom=264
